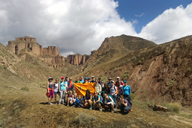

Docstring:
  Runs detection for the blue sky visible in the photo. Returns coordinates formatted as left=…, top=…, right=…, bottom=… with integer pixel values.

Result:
left=115, top=0, right=192, bottom=33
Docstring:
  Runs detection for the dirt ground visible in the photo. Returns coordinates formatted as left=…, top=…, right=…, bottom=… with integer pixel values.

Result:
left=0, top=82, right=192, bottom=128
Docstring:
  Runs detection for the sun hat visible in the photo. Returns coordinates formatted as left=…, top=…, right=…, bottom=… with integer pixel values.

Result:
left=92, top=76, right=94, bottom=78
left=48, top=77, right=53, bottom=81
left=124, top=80, right=127, bottom=83
left=84, top=77, right=88, bottom=80
left=117, top=77, right=120, bottom=79
left=108, top=78, right=112, bottom=80
left=98, top=77, right=101, bottom=79
left=88, top=77, right=90, bottom=80
left=112, top=81, right=114, bottom=83
left=61, top=77, right=64, bottom=79
left=66, top=76, right=68, bottom=78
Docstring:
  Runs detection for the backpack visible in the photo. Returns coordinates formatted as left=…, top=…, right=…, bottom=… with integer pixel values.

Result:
left=99, top=95, right=103, bottom=102
left=108, top=95, right=116, bottom=105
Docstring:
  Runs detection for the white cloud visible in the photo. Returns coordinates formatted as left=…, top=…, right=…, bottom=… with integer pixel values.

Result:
left=139, top=4, right=192, bottom=43
left=0, top=0, right=192, bottom=56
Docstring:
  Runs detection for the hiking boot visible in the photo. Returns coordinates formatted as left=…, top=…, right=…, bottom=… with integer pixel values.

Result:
left=89, top=106, right=92, bottom=110
left=67, top=104, right=69, bottom=107
left=114, top=108, right=117, bottom=111
left=58, top=103, right=60, bottom=106
left=111, top=110, right=114, bottom=113
left=130, top=109, right=132, bottom=112
left=49, top=103, right=52, bottom=105
left=99, top=109, right=102, bottom=112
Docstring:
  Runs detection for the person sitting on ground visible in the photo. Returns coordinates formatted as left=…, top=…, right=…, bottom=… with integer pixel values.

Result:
left=103, top=93, right=115, bottom=113
left=47, top=77, right=54, bottom=105
left=87, top=77, right=91, bottom=83
left=74, top=77, right=81, bottom=83
left=83, top=77, right=88, bottom=84
left=79, top=76, right=84, bottom=83
left=120, top=95, right=132, bottom=114
left=74, top=95, right=83, bottom=107
left=67, top=91, right=74, bottom=107
left=109, top=81, right=117, bottom=101
left=58, top=77, right=66, bottom=105
left=108, top=78, right=112, bottom=87
left=98, top=77, right=102, bottom=85
left=83, top=89, right=93, bottom=110
left=54, top=78, right=60, bottom=104
left=93, top=91, right=103, bottom=111
left=90, top=76, right=96, bottom=83
left=95, top=80, right=102, bottom=95
left=123, top=80, right=132, bottom=105
left=72, top=93, right=77, bottom=103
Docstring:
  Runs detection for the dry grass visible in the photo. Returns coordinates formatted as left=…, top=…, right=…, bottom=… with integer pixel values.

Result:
left=74, top=112, right=96, bottom=126
left=20, top=87, right=29, bottom=92
left=168, top=102, right=181, bottom=113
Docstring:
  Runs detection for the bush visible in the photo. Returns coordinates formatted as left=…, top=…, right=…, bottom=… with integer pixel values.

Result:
left=74, top=112, right=96, bottom=126
left=168, top=102, right=181, bottom=113
left=20, top=87, right=29, bottom=92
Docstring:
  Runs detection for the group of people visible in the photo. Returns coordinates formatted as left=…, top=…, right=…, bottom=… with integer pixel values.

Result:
left=47, top=76, right=132, bottom=114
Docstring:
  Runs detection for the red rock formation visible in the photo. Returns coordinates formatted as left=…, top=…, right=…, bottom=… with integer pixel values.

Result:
left=67, top=54, right=89, bottom=65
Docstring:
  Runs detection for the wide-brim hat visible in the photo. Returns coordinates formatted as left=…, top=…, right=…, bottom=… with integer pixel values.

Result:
left=48, top=77, right=53, bottom=81
left=108, top=78, right=112, bottom=80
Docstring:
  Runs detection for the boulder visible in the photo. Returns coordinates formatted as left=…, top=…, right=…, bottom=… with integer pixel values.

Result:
left=153, top=104, right=168, bottom=112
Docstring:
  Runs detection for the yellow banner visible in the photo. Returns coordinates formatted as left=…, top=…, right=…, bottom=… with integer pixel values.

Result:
left=73, top=83, right=96, bottom=96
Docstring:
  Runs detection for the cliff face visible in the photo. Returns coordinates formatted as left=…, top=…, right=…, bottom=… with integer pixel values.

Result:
left=67, top=54, right=89, bottom=65
left=6, top=36, right=89, bottom=68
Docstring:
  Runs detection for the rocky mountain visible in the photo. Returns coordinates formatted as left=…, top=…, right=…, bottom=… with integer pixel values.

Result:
left=77, top=35, right=192, bottom=106
left=83, top=34, right=156, bottom=71
left=67, top=54, right=89, bottom=66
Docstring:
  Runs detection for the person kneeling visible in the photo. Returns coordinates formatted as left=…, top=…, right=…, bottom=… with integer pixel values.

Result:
left=67, top=91, right=74, bottom=107
left=93, top=91, right=103, bottom=111
left=103, top=93, right=115, bottom=113
left=120, top=95, right=132, bottom=114
left=74, top=95, right=83, bottom=107
left=83, top=90, right=93, bottom=110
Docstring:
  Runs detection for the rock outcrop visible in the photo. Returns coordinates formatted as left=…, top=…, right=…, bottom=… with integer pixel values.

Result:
left=6, top=36, right=60, bottom=56
left=67, top=54, right=89, bottom=65
left=6, top=36, right=89, bottom=68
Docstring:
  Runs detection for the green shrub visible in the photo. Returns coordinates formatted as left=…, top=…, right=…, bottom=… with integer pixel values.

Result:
left=168, top=102, right=181, bottom=113
left=74, top=112, right=96, bottom=126
left=187, top=67, right=192, bottom=72
left=20, top=87, right=29, bottom=92
left=123, top=71, right=129, bottom=80
left=101, top=76, right=107, bottom=82
left=130, top=93, right=135, bottom=100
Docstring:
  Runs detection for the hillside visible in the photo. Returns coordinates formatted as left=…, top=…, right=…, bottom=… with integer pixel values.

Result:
left=83, top=35, right=156, bottom=71
left=76, top=35, right=192, bottom=106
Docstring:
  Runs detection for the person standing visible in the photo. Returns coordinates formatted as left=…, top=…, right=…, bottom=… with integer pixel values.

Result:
left=54, top=78, right=60, bottom=104
left=108, top=78, right=112, bottom=87
left=90, top=76, right=96, bottom=83
left=80, top=76, right=84, bottom=83
left=123, top=80, right=132, bottom=105
left=98, top=77, right=102, bottom=85
left=59, top=77, right=66, bottom=105
left=109, top=81, right=117, bottom=100
left=74, top=77, right=81, bottom=83
left=47, top=77, right=54, bottom=105
left=95, top=80, right=102, bottom=95
left=83, top=77, right=88, bottom=84
left=87, top=77, right=91, bottom=83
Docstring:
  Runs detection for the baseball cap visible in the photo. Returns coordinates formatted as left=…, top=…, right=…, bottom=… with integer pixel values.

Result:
left=84, top=77, right=88, bottom=80
left=117, top=77, right=120, bottom=79
left=124, top=80, right=127, bottom=83
left=61, top=77, right=64, bottom=79
left=92, top=76, right=94, bottom=78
